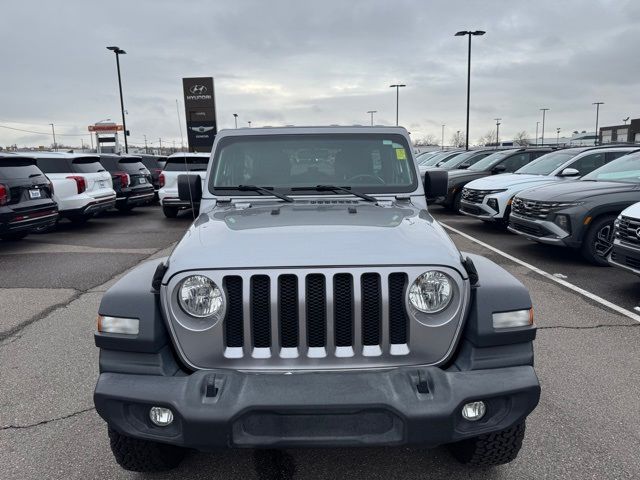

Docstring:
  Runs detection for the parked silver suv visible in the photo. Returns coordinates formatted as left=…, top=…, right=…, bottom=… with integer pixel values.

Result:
left=94, top=126, right=540, bottom=472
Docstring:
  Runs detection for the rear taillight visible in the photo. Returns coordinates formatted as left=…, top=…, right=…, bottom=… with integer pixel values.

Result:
left=48, top=181, right=54, bottom=195
left=0, top=184, right=8, bottom=206
left=158, top=173, right=165, bottom=188
left=114, top=172, right=129, bottom=188
left=66, top=175, right=86, bottom=194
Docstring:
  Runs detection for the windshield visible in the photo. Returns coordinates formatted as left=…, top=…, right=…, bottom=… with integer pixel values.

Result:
left=164, top=155, right=209, bottom=172
left=580, top=153, right=640, bottom=184
left=515, top=151, right=579, bottom=175
left=439, top=150, right=488, bottom=169
left=118, top=158, right=149, bottom=175
left=468, top=150, right=514, bottom=171
left=416, top=152, right=438, bottom=165
left=422, top=151, right=460, bottom=167
left=210, top=133, right=417, bottom=195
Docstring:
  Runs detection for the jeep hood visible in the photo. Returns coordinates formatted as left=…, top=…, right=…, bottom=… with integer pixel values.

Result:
left=518, top=180, right=639, bottom=202
left=165, top=202, right=465, bottom=275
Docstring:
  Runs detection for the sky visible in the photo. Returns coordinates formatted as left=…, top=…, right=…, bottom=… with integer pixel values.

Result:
left=1, top=0, right=639, bottom=149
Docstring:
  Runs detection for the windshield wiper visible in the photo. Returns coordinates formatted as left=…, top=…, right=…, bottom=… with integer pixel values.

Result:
left=292, top=185, right=377, bottom=203
left=216, top=185, right=294, bottom=202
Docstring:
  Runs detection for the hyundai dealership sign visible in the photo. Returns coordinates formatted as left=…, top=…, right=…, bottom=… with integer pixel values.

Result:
left=182, top=77, right=217, bottom=152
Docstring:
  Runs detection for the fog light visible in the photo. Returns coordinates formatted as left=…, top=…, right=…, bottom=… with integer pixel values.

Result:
left=149, top=407, right=174, bottom=427
left=461, top=401, right=486, bottom=421
left=487, top=198, right=499, bottom=212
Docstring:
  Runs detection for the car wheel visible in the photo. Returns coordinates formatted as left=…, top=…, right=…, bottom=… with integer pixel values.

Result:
left=580, top=215, right=616, bottom=266
left=452, top=190, right=463, bottom=213
left=162, top=206, right=179, bottom=218
left=108, top=426, right=187, bottom=472
left=0, top=231, right=29, bottom=241
left=448, top=421, right=526, bottom=467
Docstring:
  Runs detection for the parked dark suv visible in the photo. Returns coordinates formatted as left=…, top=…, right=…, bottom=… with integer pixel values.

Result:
left=139, top=154, right=168, bottom=198
left=509, top=151, right=640, bottom=265
left=0, top=154, right=58, bottom=240
left=440, top=148, right=555, bottom=211
left=99, top=154, right=155, bottom=211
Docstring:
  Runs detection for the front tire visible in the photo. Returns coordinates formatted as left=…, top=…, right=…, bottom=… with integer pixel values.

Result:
left=450, top=190, right=463, bottom=213
left=448, top=421, right=526, bottom=467
left=108, top=426, right=187, bottom=472
left=162, top=205, right=179, bottom=218
left=580, top=215, right=616, bottom=266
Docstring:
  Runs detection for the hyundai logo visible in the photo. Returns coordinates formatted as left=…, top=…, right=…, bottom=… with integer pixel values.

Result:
left=636, top=227, right=640, bottom=239
left=189, top=85, right=208, bottom=94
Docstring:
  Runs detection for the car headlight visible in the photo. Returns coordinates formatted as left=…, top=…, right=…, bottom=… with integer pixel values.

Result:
left=178, top=275, right=223, bottom=318
left=409, top=271, right=454, bottom=313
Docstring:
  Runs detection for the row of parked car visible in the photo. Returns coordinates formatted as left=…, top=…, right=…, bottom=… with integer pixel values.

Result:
left=0, top=151, right=209, bottom=241
left=418, top=145, right=640, bottom=277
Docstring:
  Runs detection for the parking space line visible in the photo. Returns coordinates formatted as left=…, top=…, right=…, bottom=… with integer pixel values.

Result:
left=440, top=222, right=640, bottom=324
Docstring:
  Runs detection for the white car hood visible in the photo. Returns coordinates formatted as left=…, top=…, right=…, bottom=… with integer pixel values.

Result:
left=465, top=173, right=564, bottom=191
left=620, top=201, right=640, bottom=219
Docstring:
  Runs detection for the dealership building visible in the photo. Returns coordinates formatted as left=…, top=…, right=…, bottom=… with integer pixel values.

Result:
left=599, top=118, right=640, bottom=144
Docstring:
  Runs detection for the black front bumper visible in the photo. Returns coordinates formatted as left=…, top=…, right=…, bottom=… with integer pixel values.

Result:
left=95, top=365, right=539, bottom=450
left=609, top=242, right=640, bottom=275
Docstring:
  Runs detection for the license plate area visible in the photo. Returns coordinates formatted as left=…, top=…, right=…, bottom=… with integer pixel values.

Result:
left=139, top=178, right=147, bottom=184
left=232, top=409, right=403, bottom=446
left=29, top=189, right=42, bottom=199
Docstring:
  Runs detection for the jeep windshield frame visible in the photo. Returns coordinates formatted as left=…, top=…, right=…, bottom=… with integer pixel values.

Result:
left=208, top=133, right=418, bottom=196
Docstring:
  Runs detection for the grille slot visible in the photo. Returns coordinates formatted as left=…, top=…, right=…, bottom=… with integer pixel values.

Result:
left=334, top=274, right=354, bottom=347
left=251, top=275, right=271, bottom=348
left=278, top=275, right=298, bottom=348
left=306, top=274, right=326, bottom=348
left=361, top=273, right=382, bottom=346
left=223, top=276, right=244, bottom=348
left=222, top=271, right=411, bottom=359
left=512, top=197, right=553, bottom=219
left=388, top=273, right=408, bottom=344
left=616, top=216, right=640, bottom=247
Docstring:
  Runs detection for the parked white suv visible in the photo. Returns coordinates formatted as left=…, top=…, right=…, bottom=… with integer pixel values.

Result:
left=26, top=152, right=116, bottom=224
left=158, top=152, right=210, bottom=218
left=609, top=201, right=640, bottom=276
left=459, top=146, right=639, bottom=225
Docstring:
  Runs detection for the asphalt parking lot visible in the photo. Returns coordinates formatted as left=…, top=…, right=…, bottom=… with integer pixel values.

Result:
left=1, top=205, right=638, bottom=479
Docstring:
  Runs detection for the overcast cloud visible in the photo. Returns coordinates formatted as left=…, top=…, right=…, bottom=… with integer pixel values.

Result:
left=1, top=0, right=639, bottom=148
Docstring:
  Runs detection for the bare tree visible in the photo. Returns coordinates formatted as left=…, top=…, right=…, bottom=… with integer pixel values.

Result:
left=413, top=134, right=440, bottom=147
left=514, top=131, right=530, bottom=146
left=450, top=131, right=465, bottom=148
left=478, top=129, right=497, bottom=146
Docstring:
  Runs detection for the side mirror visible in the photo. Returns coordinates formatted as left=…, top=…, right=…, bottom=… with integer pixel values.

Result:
left=458, top=162, right=471, bottom=169
left=178, top=174, right=202, bottom=203
left=559, top=167, right=579, bottom=177
left=492, top=164, right=506, bottom=174
left=424, top=170, right=448, bottom=198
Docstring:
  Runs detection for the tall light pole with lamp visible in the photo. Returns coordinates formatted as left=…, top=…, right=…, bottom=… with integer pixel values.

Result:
left=367, top=110, right=377, bottom=126
left=540, top=108, right=549, bottom=146
left=455, top=30, right=486, bottom=150
left=106, top=46, right=129, bottom=153
left=593, top=102, right=604, bottom=145
left=49, top=123, right=57, bottom=151
left=389, top=84, right=405, bottom=126
left=494, top=118, right=501, bottom=148
left=233, top=113, right=238, bottom=128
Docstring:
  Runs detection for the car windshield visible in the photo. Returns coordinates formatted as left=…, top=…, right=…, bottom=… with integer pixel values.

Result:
left=422, top=151, right=460, bottom=166
left=118, top=158, right=149, bottom=174
left=439, top=150, right=487, bottom=169
left=416, top=152, right=438, bottom=165
left=164, top=155, right=209, bottom=172
left=515, top=151, right=579, bottom=175
left=580, top=153, right=640, bottom=184
left=210, top=133, right=417, bottom=195
left=468, top=150, right=514, bottom=171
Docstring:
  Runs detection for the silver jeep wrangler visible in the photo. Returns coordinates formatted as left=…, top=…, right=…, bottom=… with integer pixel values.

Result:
left=94, top=126, right=540, bottom=472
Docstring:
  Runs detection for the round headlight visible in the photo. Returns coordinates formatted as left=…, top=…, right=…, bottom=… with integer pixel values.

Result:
left=178, top=275, right=223, bottom=318
left=409, top=271, right=453, bottom=313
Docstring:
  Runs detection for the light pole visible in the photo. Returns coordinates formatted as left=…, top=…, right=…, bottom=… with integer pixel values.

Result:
left=556, top=128, right=561, bottom=146
left=441, top=124, right=445, bottom=150
left=389, top=84, right=406, bottom=126
left=540, top=108, right=549, bottom=146
left=106, top=46, right=128, bottom=153
left=248, top=120, right=252, bottom=128
left=535, top=121, right=539, bottom=146
left=233, top=113, right=238, bottom=128
left=455, top=30, right=486, bottom=150
left=494, top=118, right=501, bottom=148
left=593, top=102, right=604, bottom=145
left=144, top=134, right=148, bottom=153
left=367, top=110, right=377, bottom=126
left=49, top=123, right=57, bottom=151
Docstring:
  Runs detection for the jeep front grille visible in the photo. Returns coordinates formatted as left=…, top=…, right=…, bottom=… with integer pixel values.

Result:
left=163, top=267, right=469, bottom=371
left=223, top=271, right=407, bottom=356
left=615, top=215, right=640, bottom=247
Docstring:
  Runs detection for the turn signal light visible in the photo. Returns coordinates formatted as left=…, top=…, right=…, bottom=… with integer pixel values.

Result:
left=492, top=308, right=534, bottom=329
left=97, top=315, right=139, bottom=335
